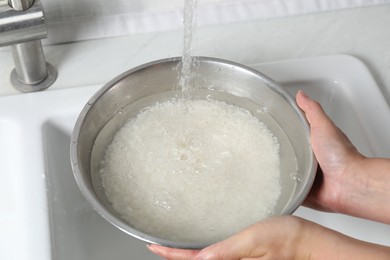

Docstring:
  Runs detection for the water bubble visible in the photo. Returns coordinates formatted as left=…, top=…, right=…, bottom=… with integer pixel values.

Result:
left=267, top=209, right=275, bottom=216
left=153, top=192, right=177, bottom=212
left=123, top=171, right=133, bottom=180
left=290, top=172, right=302, bottom=182
left=206, top=94, right=213, bottom=101
left=257, top=107, right=268, bottom=114
left=94, top=185, right=105, bottom=194
left=140, top=107, right=149, bottom=114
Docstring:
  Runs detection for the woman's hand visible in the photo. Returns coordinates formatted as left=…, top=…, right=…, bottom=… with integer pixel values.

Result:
left=296, top=91, right=390, bottom=223
left=295, top=90, right=363, bottom=213
left=147, top=216, right=307, bottom=260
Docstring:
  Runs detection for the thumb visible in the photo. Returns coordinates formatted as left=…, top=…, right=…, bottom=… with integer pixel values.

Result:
left=295, top=90, right=358, bottom=161
left=295, top=90, right=335, bottom=132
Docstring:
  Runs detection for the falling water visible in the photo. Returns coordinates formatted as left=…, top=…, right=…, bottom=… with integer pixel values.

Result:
left=178, top=0, right=198, bottom=93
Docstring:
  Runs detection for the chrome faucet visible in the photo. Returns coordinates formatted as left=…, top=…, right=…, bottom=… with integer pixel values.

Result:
left=0, top=0, right=56, bottom=92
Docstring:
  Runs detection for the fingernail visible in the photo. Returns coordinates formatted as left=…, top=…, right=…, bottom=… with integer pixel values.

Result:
left=298, top=90, right=308, bottom=98
left=146, top=244, right=160, bottom=255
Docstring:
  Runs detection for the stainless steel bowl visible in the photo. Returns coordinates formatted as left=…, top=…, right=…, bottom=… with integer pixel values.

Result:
left=70, top=57, right=317, bottom=249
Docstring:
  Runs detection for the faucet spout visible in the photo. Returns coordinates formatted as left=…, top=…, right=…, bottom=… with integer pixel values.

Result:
left=0, top=0, right=57, bottom=93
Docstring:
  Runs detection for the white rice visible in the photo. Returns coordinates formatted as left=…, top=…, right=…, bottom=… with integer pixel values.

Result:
left=100, top=98, right=281, bottom=243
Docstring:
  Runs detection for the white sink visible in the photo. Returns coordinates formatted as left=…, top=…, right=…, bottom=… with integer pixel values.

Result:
left=1, top=55, right=389, bottom=260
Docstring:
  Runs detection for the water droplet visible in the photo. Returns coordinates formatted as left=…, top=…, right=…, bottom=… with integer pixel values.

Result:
left=267, top=209, right=275, bottom=216
left=206, top=94, right=213, bottom=101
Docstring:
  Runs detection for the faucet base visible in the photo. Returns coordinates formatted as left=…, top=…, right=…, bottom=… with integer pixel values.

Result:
left=11, top=62, right=57, bottom=93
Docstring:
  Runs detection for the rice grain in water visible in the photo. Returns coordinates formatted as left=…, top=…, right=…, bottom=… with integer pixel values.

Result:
left=100, top=99, right=281, bottom=243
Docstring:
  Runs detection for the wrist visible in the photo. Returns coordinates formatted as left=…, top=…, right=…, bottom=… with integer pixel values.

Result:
left=338, top=157, right=390, bottom=224
left=296, top=219, right=390, bottom=260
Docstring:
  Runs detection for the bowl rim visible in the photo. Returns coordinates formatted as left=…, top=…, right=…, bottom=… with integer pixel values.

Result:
left=70, top=56, right=317, bottom=249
